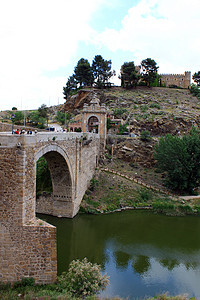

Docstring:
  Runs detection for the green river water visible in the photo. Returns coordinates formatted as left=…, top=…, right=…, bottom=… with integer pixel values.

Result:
left=38, top=210, right=200, bottom=299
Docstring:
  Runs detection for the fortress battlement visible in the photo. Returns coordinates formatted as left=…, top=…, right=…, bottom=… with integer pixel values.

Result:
left=160, top=71, right=191, bottom=89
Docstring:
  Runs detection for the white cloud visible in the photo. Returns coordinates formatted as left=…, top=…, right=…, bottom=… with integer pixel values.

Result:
left=1, top=0, right=200, bottom=110
left=0, top=0, right=106, bottom=110
left=92, top=0, right=200, bottom=74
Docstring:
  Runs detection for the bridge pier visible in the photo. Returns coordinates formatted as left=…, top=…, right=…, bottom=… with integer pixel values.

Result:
left=0, top=132, right=100, bottom=284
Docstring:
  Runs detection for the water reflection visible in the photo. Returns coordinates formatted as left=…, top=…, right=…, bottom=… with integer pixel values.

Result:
left=38, top=211, right=200, bottom=299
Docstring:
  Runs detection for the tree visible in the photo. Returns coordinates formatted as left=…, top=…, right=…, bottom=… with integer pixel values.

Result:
left=141, top=58, right=159, bottom=87
left=193, top=71, right=200, bottom=87
left=92, top=55, right=115, bottom=88
left=63, top=75, right=77, bottom=100
left=154, top=127, right=200, bottom=193
left=74, top=58, right=93, bottom=87
left=121, top=61, right=140, bottom=88
left=27, top=111, right=46, bottom=128
left=38, top=104, right=49, bottom=127
left=190, top=83, right=200, bottom=101
left=13, top=111, right=24, bottom=124
left=56, top=111, right=70, bottom=125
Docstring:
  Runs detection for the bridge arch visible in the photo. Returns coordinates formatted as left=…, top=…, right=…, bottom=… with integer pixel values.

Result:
left=35, top=144, right=75, bottom=217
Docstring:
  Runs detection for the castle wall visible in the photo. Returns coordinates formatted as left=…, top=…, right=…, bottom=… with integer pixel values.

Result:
left=160, top=71, right=191, bottom=89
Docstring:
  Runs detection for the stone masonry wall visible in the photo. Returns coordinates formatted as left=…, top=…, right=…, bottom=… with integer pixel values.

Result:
left=0, top=132, right=100, bottom=283
left=160, top=71, right=191, bottom=89
left=0, top=123, right=42, bottom=133
left=0, top=221, right=57, bottom=284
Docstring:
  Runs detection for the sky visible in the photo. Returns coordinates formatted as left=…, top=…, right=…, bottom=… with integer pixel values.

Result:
left=0, top=0, right=200, bottom=111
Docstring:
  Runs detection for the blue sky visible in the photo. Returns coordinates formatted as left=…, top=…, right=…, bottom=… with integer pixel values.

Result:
left=0, top=0, right=199, bottom=110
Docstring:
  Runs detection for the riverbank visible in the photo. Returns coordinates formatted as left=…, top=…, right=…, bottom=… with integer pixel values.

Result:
left=80, top=159, right=200, bottom=217
left=0, top=281, right=194, bottom=300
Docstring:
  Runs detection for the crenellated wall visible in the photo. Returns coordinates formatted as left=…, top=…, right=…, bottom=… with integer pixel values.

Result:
left=160, top=71, right=191, bottom=89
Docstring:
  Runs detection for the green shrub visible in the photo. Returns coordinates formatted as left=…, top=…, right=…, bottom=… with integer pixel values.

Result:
left=13, top=277, right=35, bottom=289
left=90, top=178, right=99, bottom=191
left=178, top=205, right=193, bottom=212
left=152, top=201, right=175, bottom=211
left=140, top=105, right=148, bottom=112
left=57, top=258, right=109, bottom=297
left=190, top=83, right=200, bottom=100
left=140, top=130, right=152, bottom=141
left=137, top=187, right=153, bottom=202
left=150, top=103, right=161, bottom=109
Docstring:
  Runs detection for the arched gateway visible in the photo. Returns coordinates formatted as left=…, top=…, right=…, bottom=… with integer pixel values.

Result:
left=0, top=132, right=100, bottom=284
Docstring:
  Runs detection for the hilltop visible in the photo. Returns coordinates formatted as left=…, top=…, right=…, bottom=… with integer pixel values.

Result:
left=65, top=86, right=200, bottom=136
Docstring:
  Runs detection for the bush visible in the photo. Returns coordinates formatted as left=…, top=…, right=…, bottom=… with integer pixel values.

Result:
left=57, top=258, right=109, bottom=297
left=90, top=178, right=99, bottom=191
left=140, top=130, right=152, bottom=141
left=137, top=187, right=153, bottom=202
left=112, top=108, right=127, bottom=118
left=150, top=103, right=161, bottom=109
left=152, top=201, right=175, bottom=211
left=117, top=124, right=128, bottom=135
left=190, top=83, right=200, bottom=100
left=13, top=277, right=35, bottom=289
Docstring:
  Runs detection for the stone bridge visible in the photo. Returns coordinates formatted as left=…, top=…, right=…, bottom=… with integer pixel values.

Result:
left=0, top=132, right=100, bottom=284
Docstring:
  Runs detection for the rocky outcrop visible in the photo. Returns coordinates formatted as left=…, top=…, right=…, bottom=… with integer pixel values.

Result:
left=64, top=89, right=106, bottom=112
left=106, top=136, right=156, bottom=167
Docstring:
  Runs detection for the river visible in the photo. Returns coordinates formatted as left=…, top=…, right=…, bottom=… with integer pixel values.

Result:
left=38, top=210, right=200, bottom=299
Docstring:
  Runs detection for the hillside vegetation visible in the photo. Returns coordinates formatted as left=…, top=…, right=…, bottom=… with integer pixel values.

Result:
left=77, top=86, right=200, bottom=213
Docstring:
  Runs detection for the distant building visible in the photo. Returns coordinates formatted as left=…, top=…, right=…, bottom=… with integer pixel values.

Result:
left=107, top=114, right=124, bottom=134
left=120, top=64, right=191, bottom=89
left=160, top=71, right=191, bottom=89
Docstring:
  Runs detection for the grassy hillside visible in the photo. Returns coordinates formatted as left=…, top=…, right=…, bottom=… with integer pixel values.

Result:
left=104, top=86, right=200, bottom=136
left=80, top=86, right=200, bottom=213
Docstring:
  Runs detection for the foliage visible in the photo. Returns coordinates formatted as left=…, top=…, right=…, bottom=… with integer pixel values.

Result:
left=56, top=111, right=70, bottom=125
left=121, top=61, right=140, bottom=88
left=12, top=111, right=24, bottom=124
left=150, top=103, right=161, bottom=109
left=90, top=178, right=99, bottom=191
left=192, top=71, right=200, bottom=87
left=92, top=55, right=115, bottom=88
left=117, top=124, right=128, bottom=135
left=140, top=130, right=152, bottom=141
left=57, top=258, right=109, bottom=297
left=74, top=58, right=94, bottom=87
left=36, top=157, right=52, bottom=195
left=12, top=107, right=17, bottom=110
left=154, top=127, right=200, bottom=193
left=137, top=187, right=153, bottom=202
left=112, top=108, right=127, bottom=118
left=140, top=58, right=159, bottom=87
left=152, top=201, right=175, bottom=212
left=13, top=277, right=35, bottom=289
left=38, top=104, right=49, bottom=127
left=190, top=83, right=200, bottom=100
left=27, top=110, right=46, bottom=128
left=38, top=104, right=48, bottom=119
left=148, top=293, right=189, bottom=299
left=151, top=73, right=162, bottom=87
left=107, top=117, right=114, bottom=130
left=63, top=75, right=78, bottom=100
